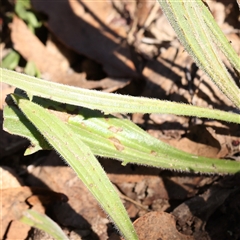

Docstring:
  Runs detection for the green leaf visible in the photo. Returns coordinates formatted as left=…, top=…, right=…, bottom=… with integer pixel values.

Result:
left=4, top=97, right=240, bottom=174
left=10, top=94, right=138, bottom=240
left=1, top=51, right=20, bottom=70
left=1, top=69, right=239, bottom=123
left=24, top=61, right=41, bottom=77
left=25, top=11, right=41, bottom=28
left=3, top=103, right=51, bottom=155
left=157, top=0, right=240, bottom=108
left=15, top=0, right=41, bottom=31
left=16, top=0, right=31, bottom=9
left=68, top=111, right=240, bottom=174
left=15, top=2, right=29, bottom=21
left=201, top=4, right=240, bottom=73
left=20, top=209, right=69, bottom=240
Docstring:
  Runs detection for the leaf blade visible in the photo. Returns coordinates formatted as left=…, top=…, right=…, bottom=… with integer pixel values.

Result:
left=20, top=209, right=69, bottom=240
left=1, top=68, right=239, bottom=123
left=157, top=0, right=240, bottom=108
left=11, top=94, right=138, bottom=240
left=4, top=99, right=240, bottom=175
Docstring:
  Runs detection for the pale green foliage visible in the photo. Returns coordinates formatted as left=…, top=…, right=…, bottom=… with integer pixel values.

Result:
left=1, top=1, right=240, bottom=239
left=20, top=210, right=69, bottom=240
left=1, top=50, right=20, bottom=70
left=157, top=0, right=240, bottom=107
left=15, top=0, right=42, bottom=31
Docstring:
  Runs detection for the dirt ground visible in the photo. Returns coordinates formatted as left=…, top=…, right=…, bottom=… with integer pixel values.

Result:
left=1, top=0, right=240, bottom=239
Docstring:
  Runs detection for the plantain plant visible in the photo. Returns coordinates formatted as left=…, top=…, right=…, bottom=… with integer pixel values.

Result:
left=1, top=0, right=240, bottom=239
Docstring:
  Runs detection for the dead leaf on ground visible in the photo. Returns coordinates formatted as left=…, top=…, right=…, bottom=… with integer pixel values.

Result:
left=31, top=0, right=139, bottom=78
left=171, top=125, right=221, bottom=158
left=172, top=176, right=240, bottom=239
left=10, top=16, right=131, bottom=90
left=142, top=37, right=236, bottom=112
left=102, top=158, right=215, bottom=203
left=133, top=211, right=194, bottom=240
left=204, top=121, right=240, bottom=159
left=142, top=45, right=190, bottom=101
left=1, top=167, right=29, bottom=240
left=1, top=166, right=24, bottom=189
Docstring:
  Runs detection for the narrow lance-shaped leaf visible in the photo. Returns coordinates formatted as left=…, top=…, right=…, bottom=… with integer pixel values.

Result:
left=157, top=0, right=240, bottom=108
left=202, top=2, right=240, bottom=73
left=11, top=94, right=138, bottom=240
left=4, top=99, right=240, bottom=174
left=68, top=112, right=240, bottom=174
left=1, top=69, right=240, bottom=123
left=20, top=209, right=69, bottom=240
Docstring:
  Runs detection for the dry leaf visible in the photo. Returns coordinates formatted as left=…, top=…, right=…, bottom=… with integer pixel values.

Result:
left=31, top=0, right=139, bottom=78
left=133, top=211, right=194, bottom=240
left=11, top=16, right=130, bottom=90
